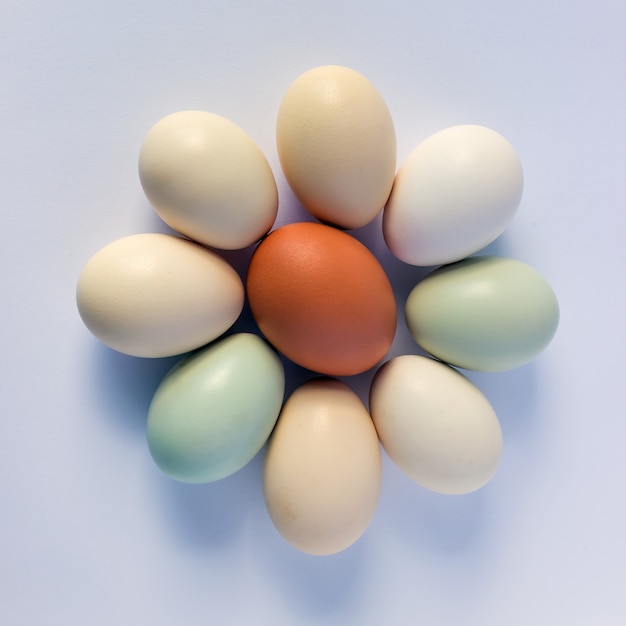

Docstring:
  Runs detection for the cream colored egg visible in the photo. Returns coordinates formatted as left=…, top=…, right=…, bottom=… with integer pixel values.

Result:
left=138, top=111, right=278, bottom=250
left=370, top=355, right=502, bottom=495
left=276, top=65, right=396, bottom=229
left=263, top=379, right=382, bottom=556
left=76, top=233, right=244, bottom=358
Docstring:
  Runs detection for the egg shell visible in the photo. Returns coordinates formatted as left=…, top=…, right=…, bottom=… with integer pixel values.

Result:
left=383, top=124, right=523, bottom=266
left=370, top=355, right=502, bottom=495
left=276, top=65, right=396, bottom=229
left=76, top=233, right=244, bottom=358
left=405, top=255, right=560, bottom=371
left=263, top=378, right=382, bottom=555
left=147, top=333, right=285, bottom=483
left=246, top=222, right=397, bottom=376
left=138, top=110, right=278, bottom=250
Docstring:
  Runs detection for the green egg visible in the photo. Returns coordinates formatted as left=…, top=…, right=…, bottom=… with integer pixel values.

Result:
left=147, top=332, right=285, bottom=483
left=405, top=256, right=559, bottom=371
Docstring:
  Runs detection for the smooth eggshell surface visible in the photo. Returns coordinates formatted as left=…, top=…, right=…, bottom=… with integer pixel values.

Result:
left=138, top=110, right=278, bottom=250
left=405, top=255, right=560, bottom=371
left=263, top=378, right=382, bottom=555
left=246, top=222, right=397, bottom=376
left=147, top=333, right=285, bottom=483
left=370, top=355, right=502, bottom=495
left=383, top=124, right=523, bottom=266
left=276, top=65, right=396, bottom=229
left=76, top=233, right=244, bottom=358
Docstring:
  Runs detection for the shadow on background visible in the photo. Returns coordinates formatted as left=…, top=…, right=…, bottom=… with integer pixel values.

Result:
left=92, top=343, right=179, bottom=438
left=378, top=460, right=487, bottom=556
left=255, top=512, right=367, bottom=619
left=465, top=360, right=538, bottom=441
left=153, top=450, right=266, bottom=553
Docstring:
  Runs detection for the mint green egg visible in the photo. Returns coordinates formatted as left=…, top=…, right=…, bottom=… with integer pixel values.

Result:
left=147, top=333, right=285, bottom=483
left=405, top=256, right=559, bottom=371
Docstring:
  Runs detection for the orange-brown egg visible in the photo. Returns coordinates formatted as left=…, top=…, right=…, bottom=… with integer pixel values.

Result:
left=246, top=222, right=396, bottom=376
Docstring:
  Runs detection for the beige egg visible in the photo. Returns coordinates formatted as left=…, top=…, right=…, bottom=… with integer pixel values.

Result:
left=263, top=378, right=382, bottom=556
left=76, top=233, right=244, bottom=358
left=276, top=65, right=396, bottom=229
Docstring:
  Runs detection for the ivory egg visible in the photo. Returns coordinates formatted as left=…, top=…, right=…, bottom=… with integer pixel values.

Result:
left=76, top=233, right=244, bottom=358
left=370, top=355, right=503, bottom=495
left=263, top=379, right=382, bottom=555
left=139, top=110, right=278, bottom=250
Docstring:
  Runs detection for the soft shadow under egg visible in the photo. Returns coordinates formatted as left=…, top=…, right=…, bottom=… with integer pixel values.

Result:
left=378, top=455, right=487, bottom=555
left=152, top=449, right=265, bottom=553
left=253, top=509, right=369, bottom=619
left=91, top=342, right=179, bottom=438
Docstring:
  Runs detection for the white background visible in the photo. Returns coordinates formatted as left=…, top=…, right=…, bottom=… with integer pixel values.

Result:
left=2, top=1, right=625, bottom=625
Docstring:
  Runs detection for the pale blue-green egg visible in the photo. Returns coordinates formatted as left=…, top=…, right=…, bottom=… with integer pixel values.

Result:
left=405, top=256, right=559, bottom=371
left=147, top=332, right=285, bottom=483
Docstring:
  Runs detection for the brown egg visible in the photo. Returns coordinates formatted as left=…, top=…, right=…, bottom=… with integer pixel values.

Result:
left=246, top=222, right=396, bottom=376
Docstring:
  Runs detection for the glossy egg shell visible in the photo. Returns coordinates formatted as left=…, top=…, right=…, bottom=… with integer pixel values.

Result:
left=383, top=124, right=523, bottom=266
left=370, top=355, right=503, bottom=495
left=147, top=333, right=285, bottom=483
left=246, top=222, right=397, bottom=376
left=76, top=233, right=244, bottom=358
left=276, top=65, right=396, bottom=228
left=138, top=110, right=278, bottom=250
left=263, top=378, right=382, bottom=555
left=405, top=255, right=560, bottom=371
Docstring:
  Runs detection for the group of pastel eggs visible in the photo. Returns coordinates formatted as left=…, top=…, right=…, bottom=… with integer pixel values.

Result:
left=76, top=65, right=559, bottom=556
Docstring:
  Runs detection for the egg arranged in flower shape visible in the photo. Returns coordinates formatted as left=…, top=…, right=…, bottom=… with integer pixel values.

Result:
left=384, top=124, right=524, bottom=266
left=276, top=65, right=397, bottom=229
left=263, top=378, right=382, bottom=555
left=405, top=256, right=560, bottom=371
left=75, top=64, right=561, bottom=557
left=147, top=333, right=285, bottom=483
left=76, top=233, right=244, bottom=358
left=139, top=110, right=278, bottom=250
left=370, top=355, right=502, bottom=495
left=246, top=222, right=397, bottom=377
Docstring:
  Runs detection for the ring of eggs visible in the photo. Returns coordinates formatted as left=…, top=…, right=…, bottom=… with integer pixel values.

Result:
left=76, top=64, right=560, bottom=556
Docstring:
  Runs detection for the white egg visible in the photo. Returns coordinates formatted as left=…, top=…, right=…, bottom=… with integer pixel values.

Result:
left=383, top=124, right=523, bottom=266
left=76, top=233, right=244, bottom=358
left=139, top=111, right=278, bottom=250
left=369, top=355, right=502, bottom=495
